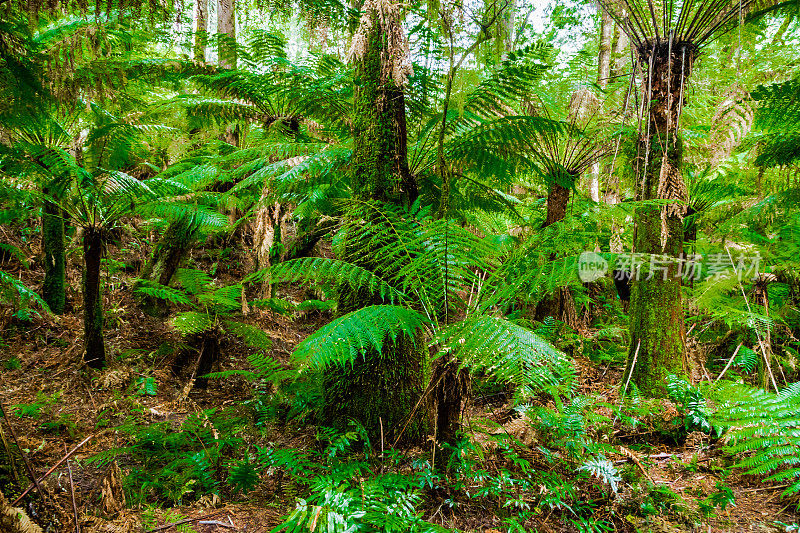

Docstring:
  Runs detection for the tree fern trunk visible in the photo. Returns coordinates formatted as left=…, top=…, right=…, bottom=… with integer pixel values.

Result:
left=135, top=216, right=197, bottom=317
left=83, top=228, right=105, bottom=368
left=324, top=0, right=425, bottom=444
left=545, top=181, right=570, bottom=227
left=624, top=45, right=691, bottom=396
left=42, top=198, right=66, bottom=315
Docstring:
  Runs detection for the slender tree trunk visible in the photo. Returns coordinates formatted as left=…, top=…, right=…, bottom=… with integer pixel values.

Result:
left=42, top=198, right=66, bottom=314
left=610, top=22, right=628, bottom=78
left=135, top=216, right=198, bottom=317
left=217, top=0, right=238, bottom=147
left=82, top=228, right=105, bottom=368
left=193, top=0, right=208, bottom=62
left=587, top=5, right=614, bottom=203
left=623, top=43, right=692, bottom=397
left=324, top=0, right=425, bottom=444
left=217, top=0, right=236, bottom=70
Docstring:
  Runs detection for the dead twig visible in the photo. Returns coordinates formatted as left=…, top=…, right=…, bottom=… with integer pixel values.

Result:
left=0, top=401, right=50, bottom=506
left=198, top=519, right=236, bottom=529
left=12, top=432, right=99, bottom=506
left=618, top=446, right=657, bottom=485
left=67, top=450, right=79, bottom=533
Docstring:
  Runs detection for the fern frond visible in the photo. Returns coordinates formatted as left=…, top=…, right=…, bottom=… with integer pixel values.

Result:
left=222, top=320, right=271, bottom=350
left=434, top=314, right=573, bottom=396
left=292, top=305, right=430, bottom=370
left=246, top=258, right=406, bottom=304
left=172, top=311, right=214, bottom=335
left=134, top=280, right=193, bottom=306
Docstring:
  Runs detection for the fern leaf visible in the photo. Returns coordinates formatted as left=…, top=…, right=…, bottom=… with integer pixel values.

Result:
left=172, top=311, right=214, bottom=336
left=435, top=315, right=573, bottom=395
left=292, top=305, right=429, bottom=369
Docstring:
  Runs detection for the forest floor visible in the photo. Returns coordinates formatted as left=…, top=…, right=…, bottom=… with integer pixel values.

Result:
left=0, top=237, right=798, bottom=533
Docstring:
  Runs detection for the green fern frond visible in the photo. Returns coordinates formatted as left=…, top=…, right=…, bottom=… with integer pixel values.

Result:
left=223, top=320, right=271, bottom=350
left=173, top=311, right=214, bottom=335
left=173, top=268, right=214, bottom=295
left=292, top=305, right=430, bottom=370
left=134, top=280, right=193, bottom=306
left=435, top=315, right=573, bottom=395
left=246, top=258, right=406, bottom=304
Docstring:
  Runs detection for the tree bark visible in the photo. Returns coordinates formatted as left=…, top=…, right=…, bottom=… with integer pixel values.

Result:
left=587, top=5, right=614, bottom=203
left=325, top=0, right=425, bottom=444
left=217, top=0, right=236, bottom=70
left=135, top=216, right=198, bottom=317
left=193, top=0, right=208, bottom=62
left=545, top=181, right=570, bottom=227
left=82, top=228, right=105, bottom=368
left=42, top=198, right=66, bottom=314
left=623, top=44, right=692, bottom=397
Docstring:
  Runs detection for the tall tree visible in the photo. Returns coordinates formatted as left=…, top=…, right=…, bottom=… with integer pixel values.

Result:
left=599, top=0, right=782, bottom=396
left=193, top=0, right=208, bottom=63
left=588, top=3, right=614, bottom=203
left=217, top=0, right=236, bottom=70
left=322, top=0, right=423, bottom=442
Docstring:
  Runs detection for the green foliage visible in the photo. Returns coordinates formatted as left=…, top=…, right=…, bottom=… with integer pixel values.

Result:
left=136, top=268, right=272, bottom=354
left=293, top=305, right=429, bottom=370
left=711, top=381, right=800, bottom=499
left=228, top=457, right=260, bottom=495
left=666, top=375, right=712, bottom=434
left=86, top=409, right=248, bottom=506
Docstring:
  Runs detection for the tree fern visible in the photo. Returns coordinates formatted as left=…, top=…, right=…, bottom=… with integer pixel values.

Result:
left=710, top=381, right=800, bottom=497
left=434, top=314, right=573, bottom=396
left=292, top=305, right=430, bottom=370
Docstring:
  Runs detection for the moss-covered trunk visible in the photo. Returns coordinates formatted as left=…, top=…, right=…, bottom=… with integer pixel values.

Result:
left=323, top=0, right=425, bottom=444
left=624, top=43, right=693, bottom=396
left=135, top=216, right=197, bottom=317
left=193, top=0, right=207, bottom=62
left=82, top=228, right=105, bottom=368
left=42, top=198, right=66, bottom=314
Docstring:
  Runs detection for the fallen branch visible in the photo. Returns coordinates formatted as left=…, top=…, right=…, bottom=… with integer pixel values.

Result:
left=146, top=511, right=225, bottom=532
left=67, top=454, right=79, bottom=533
left=12, top=433, right=99, bottom=506
left=0, top=401, right=50, bottom=505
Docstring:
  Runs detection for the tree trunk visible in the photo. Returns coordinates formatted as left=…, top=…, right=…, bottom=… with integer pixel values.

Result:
left=82, top=228, right=105, bottom=368
left=135, top=216, right=197, bottom=317
left=623, top=44, right=692, bottom=397
left=324, top=0, right=425, bottom=444
left=610, top=22, right=628, bottom=78
left=545, top=181, right=570, bottom=227
left=194, top=334, right=219, bottom=389
left=193, top=0, right=208, bottom=63
left=587, top=5, right=614, bottom=203
left=42, top=198, right=66, bottom=314
left=217, top=0, right=236, bottom=70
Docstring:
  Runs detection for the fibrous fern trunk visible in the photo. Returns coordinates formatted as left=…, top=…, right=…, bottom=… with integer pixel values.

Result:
left=135, top=216, right=198, bottom=317
left=624, top=43, right=692, bottom=396
left=82, top=227, right=105, bottom=368
left=42, top=198, right=66, bottom=314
